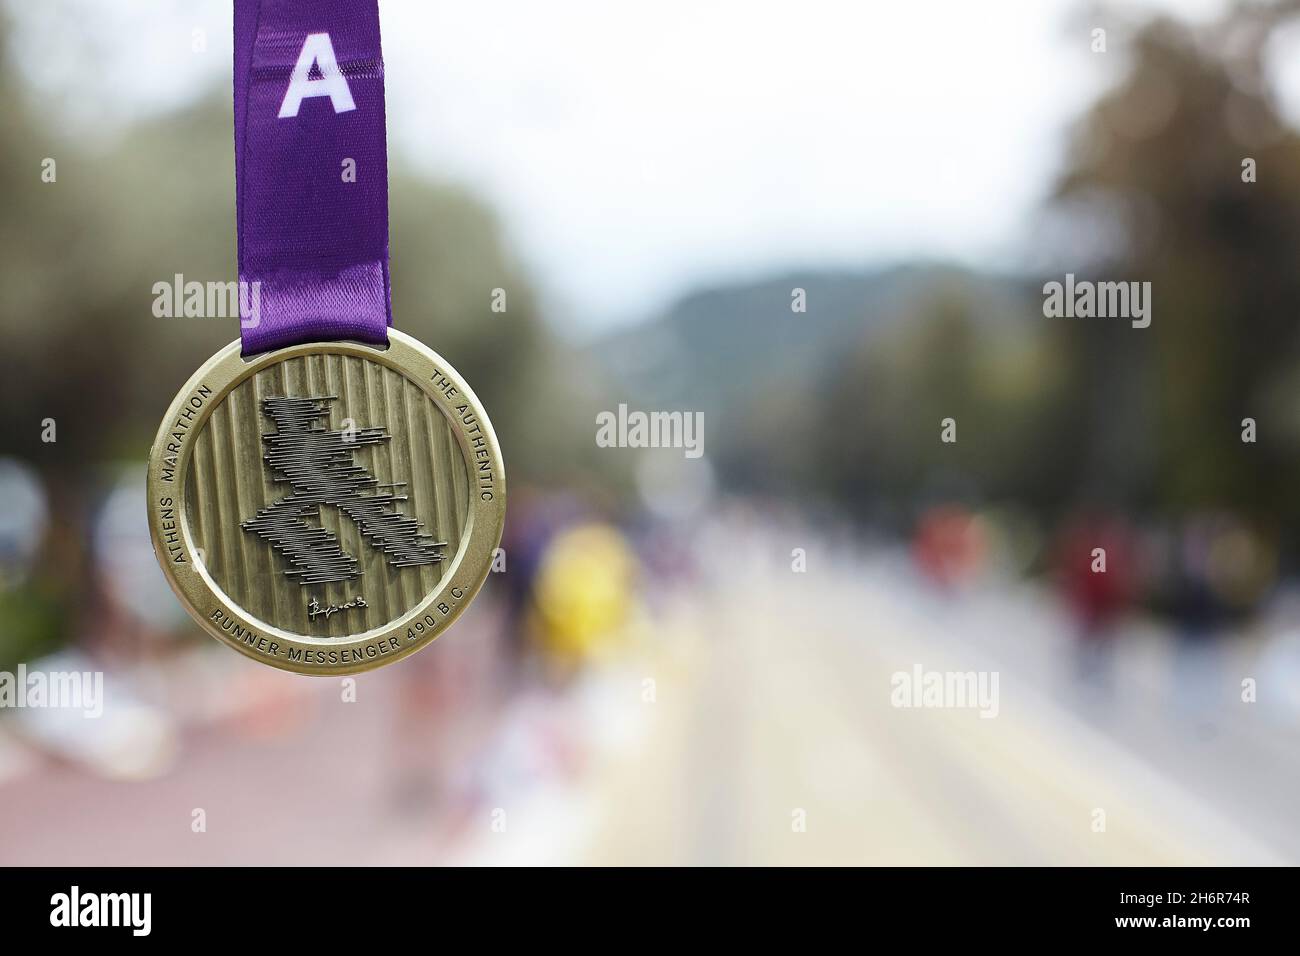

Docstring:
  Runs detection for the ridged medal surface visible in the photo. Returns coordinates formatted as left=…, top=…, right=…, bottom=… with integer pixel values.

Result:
left=184, top=352, right=470, bottom=638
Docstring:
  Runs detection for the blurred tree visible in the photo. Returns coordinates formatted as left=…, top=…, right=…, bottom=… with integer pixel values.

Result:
left=798, top=1, right=1300, bottom=556
left=814, top=280, right=1063, bottom=527
left=1049, top=3, right=1300, bottom=537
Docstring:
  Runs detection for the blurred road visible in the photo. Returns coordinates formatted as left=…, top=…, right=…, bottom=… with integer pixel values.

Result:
left=0, top=521, right=1296, bottom=865
left=576, top=527, right=1294, bottom=866
left=577, top=546, right=1289, bottom=868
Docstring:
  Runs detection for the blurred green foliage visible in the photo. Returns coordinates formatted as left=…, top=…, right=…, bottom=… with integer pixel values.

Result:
left=1047, top=8, right=1300, bottom=531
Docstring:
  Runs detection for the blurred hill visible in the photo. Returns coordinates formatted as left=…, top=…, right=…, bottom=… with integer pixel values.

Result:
left=591, top=266, right=1043, bottom=513
left=595, top=265, right=1026, bottom=412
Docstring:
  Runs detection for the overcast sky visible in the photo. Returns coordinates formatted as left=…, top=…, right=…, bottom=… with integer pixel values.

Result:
left=10, top=0, right=1256, bottom=335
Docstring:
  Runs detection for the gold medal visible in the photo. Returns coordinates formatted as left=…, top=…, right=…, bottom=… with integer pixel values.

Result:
left=156, top=2, right=504, bottom=672
left=147, top=330, right=505, bottom=674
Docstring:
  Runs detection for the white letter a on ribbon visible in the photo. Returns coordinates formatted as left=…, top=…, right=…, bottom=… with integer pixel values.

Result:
left=278, top=33, right=357, bottom=118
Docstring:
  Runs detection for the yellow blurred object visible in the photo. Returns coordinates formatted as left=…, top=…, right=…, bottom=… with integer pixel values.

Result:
left=1206, top=522, right=1277, bottom=610
left=531, top=523, right=638, bottom=665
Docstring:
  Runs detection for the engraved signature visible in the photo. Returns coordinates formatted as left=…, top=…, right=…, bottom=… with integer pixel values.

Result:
left=307, top=595, right=368, bottom=621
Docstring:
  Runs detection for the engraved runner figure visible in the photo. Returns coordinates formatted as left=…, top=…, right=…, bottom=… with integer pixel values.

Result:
left=241, top=396, right=445, bottom=585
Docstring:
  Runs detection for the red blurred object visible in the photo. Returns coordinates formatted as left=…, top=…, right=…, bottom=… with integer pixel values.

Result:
left=1054, top=513, right=1137, bottom=635
left=912, top=505, right=987, bottom=588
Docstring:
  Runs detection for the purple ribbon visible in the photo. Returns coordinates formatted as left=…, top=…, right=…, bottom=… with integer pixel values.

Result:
left=234, top=0, right=391, bottom=354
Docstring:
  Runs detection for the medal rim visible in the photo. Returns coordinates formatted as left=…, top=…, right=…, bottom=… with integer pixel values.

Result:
left=147, top=329, right=506, bottom=676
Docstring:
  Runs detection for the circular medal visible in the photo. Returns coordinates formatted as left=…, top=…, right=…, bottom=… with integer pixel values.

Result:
left=147, top=330, right=505, bottom=675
